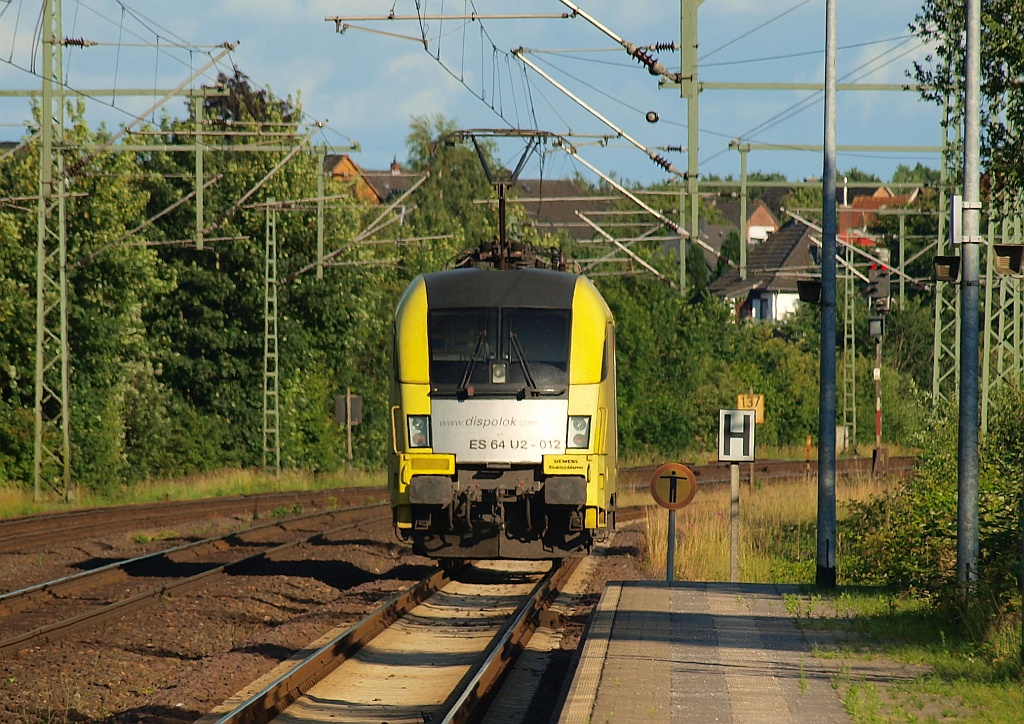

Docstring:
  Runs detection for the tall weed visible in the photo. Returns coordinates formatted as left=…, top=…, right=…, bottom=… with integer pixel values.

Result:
left=842, top=384, right=1023, bottom=666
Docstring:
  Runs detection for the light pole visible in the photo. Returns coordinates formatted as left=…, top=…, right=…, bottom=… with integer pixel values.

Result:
left=816, top=0, right=838, bottom=589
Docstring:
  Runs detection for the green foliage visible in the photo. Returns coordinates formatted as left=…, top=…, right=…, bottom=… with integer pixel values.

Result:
left=841, top=167, right=881, bottom=184
left=891, top=162, right=942, bottom=186
left=841, top=385, right=1023, bottom=679
left=882, top=297, right=937, bottom=393
left=912, top=1, right=1024, bottom=190
left=0, top=89, right=939, bottom=499
left=404, top=114, right=496, bottom=251
left=280, top=358, right=347, bottom=472
left=594, top=279, right=827, bottom=455
left=0, top=399, right=32, bottom=485
left=715, top=230, right=740, bottom=278
left=843, top=385, right=1022, bottom=603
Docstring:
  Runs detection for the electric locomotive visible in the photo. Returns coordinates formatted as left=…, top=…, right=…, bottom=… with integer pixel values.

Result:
left=388, top=247, right=617, bottom=559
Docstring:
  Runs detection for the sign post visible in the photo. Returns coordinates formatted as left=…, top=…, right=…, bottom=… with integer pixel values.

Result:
left=719, top=409, right=756, bottom=583
left=334, top=388, right=363, bottom=465
left=737, top=392, right=765, bottom=486
left=650, top=463, right=697, bottom=583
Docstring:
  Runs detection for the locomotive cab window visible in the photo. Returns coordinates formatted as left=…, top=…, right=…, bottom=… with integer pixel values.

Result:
left=428, top=308, right=569, bottom=394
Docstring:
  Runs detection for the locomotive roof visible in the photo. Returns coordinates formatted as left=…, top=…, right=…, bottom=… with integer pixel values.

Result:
left=422, top=268, right=580, bottom=309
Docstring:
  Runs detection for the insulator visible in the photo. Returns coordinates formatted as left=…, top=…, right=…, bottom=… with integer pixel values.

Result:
left=62, top=36, right=96, bottom=47
left=630, top=47, right=658, bottom=71
left=651, top=154, right=672, bottom=172
left=652, top=42, right=678, bottom=52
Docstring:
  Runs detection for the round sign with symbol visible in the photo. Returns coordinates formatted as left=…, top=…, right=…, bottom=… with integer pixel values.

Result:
left=650, top=463, right=697, bottom=510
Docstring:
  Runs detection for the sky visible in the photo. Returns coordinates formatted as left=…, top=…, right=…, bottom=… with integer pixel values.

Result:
left=0, top=1, right=943, bottom=186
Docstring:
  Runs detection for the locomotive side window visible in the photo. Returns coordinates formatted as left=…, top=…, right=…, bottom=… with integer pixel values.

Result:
left=601, top=324, right=615, bottom=381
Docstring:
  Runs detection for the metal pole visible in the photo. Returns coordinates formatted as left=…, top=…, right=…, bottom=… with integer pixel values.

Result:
left=682, top=0, right=699, bottom=291
left=667, top=509, right=676, bottom=583
left=263, top=201, right=281, bottom=474
left=898, top=214, right=906, bottom=305
left=875, top=337, right=883, bottom=451
left=678, top=188, right=686, bottom=294
left=957, top=0, right=981, bottom=597
left=195, top=96, right=205, bottom=250
left=843, top=242, right=857, bottom=452
left=34, top=0, right=72, bottom=502
left=730, top=462, right=740, bottom=582
left=317, top=146, right=326, bottom=280
left=346, top=386, right=354, bottom=465
left=739, top=144, right=748, bottom=280
left=816, top=0, right=838, bottom=589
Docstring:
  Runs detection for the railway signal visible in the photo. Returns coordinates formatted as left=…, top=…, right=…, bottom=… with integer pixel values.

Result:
left=866, top=256, right=891, bottom=477
left=865, top=263, right=891, bottom=313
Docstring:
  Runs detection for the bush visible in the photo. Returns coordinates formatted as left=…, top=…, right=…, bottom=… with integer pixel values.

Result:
left=842, top=384, right=1022, bottom=645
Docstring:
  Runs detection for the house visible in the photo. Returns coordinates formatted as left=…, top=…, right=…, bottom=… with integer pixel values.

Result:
left=837, top=186, right=919, bottom=247
left=708, top=219, right=818, bottom=322
left=320, top=159, right=615, bottom=237
left=362, top=159, right=416, bottom=203
left=708, top=197, right=781, bottom=244
left=662, top=196, right=783, bottom=278
left=323, top=154, right=414, bottom=203
left=508, top=179, right=618, bottom=241
left=696, top=220, right=737, bottom=274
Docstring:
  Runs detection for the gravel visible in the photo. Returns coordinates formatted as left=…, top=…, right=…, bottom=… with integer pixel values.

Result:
left=0, top=503, right=650, bottom=723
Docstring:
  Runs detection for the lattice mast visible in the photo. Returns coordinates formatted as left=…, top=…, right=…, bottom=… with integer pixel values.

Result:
left=33, top=0, right=72, bottom=501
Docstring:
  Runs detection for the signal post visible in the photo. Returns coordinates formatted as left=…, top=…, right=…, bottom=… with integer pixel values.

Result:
left=719, top=409, right=757, bottom=582
left=866, top=251, right=891, bottom=476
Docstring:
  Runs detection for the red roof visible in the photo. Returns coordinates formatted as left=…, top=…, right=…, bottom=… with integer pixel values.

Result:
left=837, top=187, right=918, bottom=235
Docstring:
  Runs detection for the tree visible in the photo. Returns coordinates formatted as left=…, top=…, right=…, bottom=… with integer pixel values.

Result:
left=892, top=163, right=941, bottom=186
left=404, top=114, right=496, bottom=258
left=715, top=230, right=740, bottom=278
left=911, top=1, right=1024, bottom=191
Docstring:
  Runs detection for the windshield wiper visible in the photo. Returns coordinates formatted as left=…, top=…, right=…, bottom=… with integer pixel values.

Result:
left=509, top=331, right=540, bottom=396
left=457, top=330, right=489, bottom=395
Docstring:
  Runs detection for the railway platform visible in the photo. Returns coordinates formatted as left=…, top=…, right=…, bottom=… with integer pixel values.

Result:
left=555, top=581, right=851, bottom=724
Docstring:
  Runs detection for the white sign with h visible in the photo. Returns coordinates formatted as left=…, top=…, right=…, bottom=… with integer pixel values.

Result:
left=718, top=409, right=756, bottom=462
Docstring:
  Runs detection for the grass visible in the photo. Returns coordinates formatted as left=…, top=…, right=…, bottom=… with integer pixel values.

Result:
left=0, top=467, right=385, bottom=520
left=806, top=589, right=1023, bottom=722
left=641, top=471, right=886, bottom=582
left=620, top=443, right=914, bottom=469
left=638, top=471, right=1023, bottom=723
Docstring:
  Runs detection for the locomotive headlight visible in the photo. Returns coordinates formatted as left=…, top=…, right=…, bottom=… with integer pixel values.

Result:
left=407, top=415, right=432, bottom=449
left=567, top=415, right=591, bottom=449
left=491, top=362, right=507, bottom=384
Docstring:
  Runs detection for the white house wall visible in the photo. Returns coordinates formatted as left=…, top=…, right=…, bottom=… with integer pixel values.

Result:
left=774, top=292, right=800, bottom=320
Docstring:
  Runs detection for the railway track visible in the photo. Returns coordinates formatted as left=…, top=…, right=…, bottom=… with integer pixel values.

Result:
left=0, top=503, right=389, bottom=656
left=620, top=455, right=915, bottom=488
left=201, top=557, right=583, bottom=724
left=0, top=486, right=386, bottom=553
left=1, top=456, right=910, bottom=553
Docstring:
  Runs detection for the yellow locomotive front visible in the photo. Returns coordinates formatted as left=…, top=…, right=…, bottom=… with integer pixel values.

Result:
left=389, top=267, right=617, bottom=558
